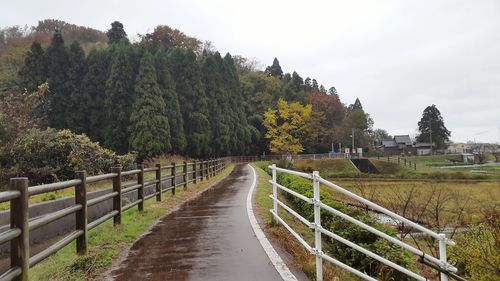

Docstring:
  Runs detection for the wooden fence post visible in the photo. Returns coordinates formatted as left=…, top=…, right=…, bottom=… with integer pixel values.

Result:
left=414, top=162, right=417, bottom=170
left=200, top=160, right=205, bottom=181
left=75, top=171, right=87, bottom=255
left=10, top=178, right=29, bottom=281
left=112, top=166, right=122, bottom=225
left=183, top=161, right=188, bottom=190
left=138, top=164, right=144, bottom=212
left=171, top=162, right=176, bottom=195
left=205, top=160, right=210, bottom=180
left=156, top=163, right=162, bottom=202
left=193, top=161, right=198, bottom=184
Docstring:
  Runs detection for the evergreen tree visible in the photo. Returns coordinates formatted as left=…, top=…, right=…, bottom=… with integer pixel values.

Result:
left=304, top=77, right=312, bottom=90
left=283, top=71, right=307, bottom=103
left=106, top=21, right=128, bottom=44
left=45, top=30, right=70, bottom=129
left=201, top=52, right=231, bottom=156
left=154, top=50, right=186, bottom=153
left=129, top=52, right=171, bottom=159
left=352, top=97, right=363, bottom=110
left=264, top=57, right=283, bottom=79
left=417, top=104, right=451, bottom=149
left=19, top=42, right=46, bottom=91
left=103, top=44, right=136, bottom=153
left=222, top=53, right=251, bottom=154
left=319, top=85, right=326, bottom=93
left=66, top=41, right=87, bottom=133
left=81, top=49, right=110, bottom=142
left=328, top=86, right=338, bottom=97
left=167, top=48, right=211, bottom=157
left=312, top=79, right=319, bottom=90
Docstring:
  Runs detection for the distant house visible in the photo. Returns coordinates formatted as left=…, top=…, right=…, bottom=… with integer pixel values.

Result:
left=379, top=135, right=432, bottom=155
left=446, top=143, right=470, bottom=154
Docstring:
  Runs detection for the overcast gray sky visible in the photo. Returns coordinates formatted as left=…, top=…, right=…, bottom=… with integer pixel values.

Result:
left=2, top=0, right=499, bottom=143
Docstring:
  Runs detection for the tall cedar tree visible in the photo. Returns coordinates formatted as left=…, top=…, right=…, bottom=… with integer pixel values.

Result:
left=201, top=52, right=232, bottom=156
left=66, top=41, right=87, bottom=133
left=264, top=57, right=283, bottom=79
left=222, top=53, right=252, bottom=154
left=129, top=52, right=171, bottom=159
left=45, top=30, right=70, bottom=129
left=103, top=44, right=136, bottom=153
left=19, top=42, right=46, bottom=92
left=154, top=50, right=186, bottom=153
left=106, top=21, right=128, bottom=44
left=417, top=104, right=451, bottom=149
left=167, top=48, right=211, bottom=157
left=80, top=49, right=110, bottom=142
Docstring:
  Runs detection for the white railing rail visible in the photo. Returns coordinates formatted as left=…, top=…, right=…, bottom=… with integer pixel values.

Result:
left=268, top=164, right=463, bottom=281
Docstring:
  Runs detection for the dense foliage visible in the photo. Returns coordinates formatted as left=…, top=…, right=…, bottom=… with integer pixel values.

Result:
left=417, top=104, right=451, bottom=149
left=449, top=209, right=500, bottom=281
left=263, top=99, right=312, bottom=154
left=0, top=128, right=135, bottom=185
left=6, top=20, right=379, bottom=161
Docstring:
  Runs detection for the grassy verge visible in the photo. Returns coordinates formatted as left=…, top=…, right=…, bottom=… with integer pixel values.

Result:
left=28, top=163, right=234, bottom=281
left=251, top=162, right=360, bottom=281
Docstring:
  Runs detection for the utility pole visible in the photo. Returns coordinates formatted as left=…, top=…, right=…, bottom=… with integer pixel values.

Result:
left=429, top=117, right=433, bottom=155
left=351, top=128, right=355, bottom=154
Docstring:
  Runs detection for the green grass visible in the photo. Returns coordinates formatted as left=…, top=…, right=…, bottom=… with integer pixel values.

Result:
left=293, top=159, right=360, bottom=177
left=28, top=164, right=234, bottom=281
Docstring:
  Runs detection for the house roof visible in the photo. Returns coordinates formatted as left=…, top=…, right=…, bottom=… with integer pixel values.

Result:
left=414, top=142, right=432, bottom=148
left=394, top=135, right=412, bottom=145
left=382, top=140, right=397, bottom=147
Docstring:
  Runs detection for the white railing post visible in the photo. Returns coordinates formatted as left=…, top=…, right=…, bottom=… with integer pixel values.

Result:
left=313, top=170, right=323, bottom=281
left=272, top=164, right=278, bottom=217
left=439, top=233, right=448, bottom=281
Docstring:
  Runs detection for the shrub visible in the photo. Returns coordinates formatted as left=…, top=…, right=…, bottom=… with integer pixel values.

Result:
left=0, top=128, right=135, bottom=186
left=449, top=209, right=500, bottom=281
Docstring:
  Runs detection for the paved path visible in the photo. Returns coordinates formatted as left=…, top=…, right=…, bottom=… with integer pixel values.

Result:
left=107, top=164, right=283, bottom=281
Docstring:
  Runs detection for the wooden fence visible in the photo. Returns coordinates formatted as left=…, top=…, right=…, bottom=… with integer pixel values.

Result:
left=0, top=158, right=228, bottom=281
left=374, top=155, right=417, bottom=170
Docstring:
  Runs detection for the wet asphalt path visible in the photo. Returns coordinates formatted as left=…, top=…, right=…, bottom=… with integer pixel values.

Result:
left=107, top=164, right=283, bottom=281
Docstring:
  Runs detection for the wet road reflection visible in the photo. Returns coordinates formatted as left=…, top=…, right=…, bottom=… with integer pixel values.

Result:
left=107, top=164, right=282, bottom=281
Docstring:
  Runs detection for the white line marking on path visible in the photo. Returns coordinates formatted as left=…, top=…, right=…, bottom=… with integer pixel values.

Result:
left=246, top=164, right=298, bottom=281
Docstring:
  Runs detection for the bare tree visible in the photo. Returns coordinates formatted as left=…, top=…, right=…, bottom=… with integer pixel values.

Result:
left=351, top=179, right=378, bottom=213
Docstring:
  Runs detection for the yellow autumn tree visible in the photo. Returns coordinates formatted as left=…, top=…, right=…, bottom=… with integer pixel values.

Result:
left=263, top=98, right=312, bottom=154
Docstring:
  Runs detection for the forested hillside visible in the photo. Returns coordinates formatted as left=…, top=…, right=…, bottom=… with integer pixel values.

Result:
left=1, top=20, right=376, bottom=163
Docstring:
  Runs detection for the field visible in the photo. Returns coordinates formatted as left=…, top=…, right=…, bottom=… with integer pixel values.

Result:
left=331, top=179, right=499, bottom=225
left=291, top=158, right=500, bottom=225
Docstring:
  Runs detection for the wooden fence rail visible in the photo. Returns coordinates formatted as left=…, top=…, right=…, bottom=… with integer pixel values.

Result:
left=0, top=158, right=228, bottom=281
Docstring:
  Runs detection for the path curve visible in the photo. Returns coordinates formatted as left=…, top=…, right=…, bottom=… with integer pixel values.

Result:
left=106, top=164, right=288, bottom=281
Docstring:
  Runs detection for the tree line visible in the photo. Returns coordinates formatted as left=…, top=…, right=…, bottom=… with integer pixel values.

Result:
left=16, top=20, right=375, bottom=159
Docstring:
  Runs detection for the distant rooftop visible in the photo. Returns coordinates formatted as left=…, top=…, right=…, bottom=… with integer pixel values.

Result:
left=394, top=135, right=412, bottom=145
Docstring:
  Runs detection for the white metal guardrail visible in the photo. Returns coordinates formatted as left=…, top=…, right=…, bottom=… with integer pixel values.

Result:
left=268, top=164, right=465, bottom=281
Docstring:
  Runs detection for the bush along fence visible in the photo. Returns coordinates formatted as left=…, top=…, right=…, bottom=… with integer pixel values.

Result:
left=0, top=158, right=228, bottom=281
